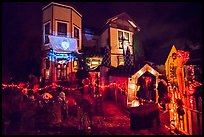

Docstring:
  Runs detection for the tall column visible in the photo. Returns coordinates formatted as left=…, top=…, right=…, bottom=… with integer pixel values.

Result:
left=155, top=76, right=159, bottom=103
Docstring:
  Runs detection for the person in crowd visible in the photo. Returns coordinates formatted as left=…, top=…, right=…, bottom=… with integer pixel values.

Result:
left=20, top=94, right=37, bottom=132
left=137, top=77, right=145, bottom=100
left=8, top=89, right=23, bottom=134
left=95, top=74, right=99, bottom=95
left=59, top=92, right=69, bottom=121
left=40, top=76, right=45, bottom=88
left=157, top=76, right=168, bottom=110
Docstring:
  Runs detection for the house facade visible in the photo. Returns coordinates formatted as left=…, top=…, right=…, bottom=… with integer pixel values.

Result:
left=99, top=12, right=140, bottom=67
left=41, top=2, right=82, bottom=82
left=41, top=2, right=140, bottom=83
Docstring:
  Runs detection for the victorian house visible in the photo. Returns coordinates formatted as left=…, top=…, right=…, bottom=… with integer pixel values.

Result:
left=41, top=2, right=140, bottom=83
left=41, top=2, right=82, bottom=82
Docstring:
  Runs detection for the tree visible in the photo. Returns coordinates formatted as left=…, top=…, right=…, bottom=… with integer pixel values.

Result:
left=101, top=46, right=111, bottom=67
left=124, top=46, right=132, bottom=66
left=132, top=34, right=145, bottom=66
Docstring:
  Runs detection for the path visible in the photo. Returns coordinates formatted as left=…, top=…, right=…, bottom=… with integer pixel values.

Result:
left=91, top=100, right=171, bottom=135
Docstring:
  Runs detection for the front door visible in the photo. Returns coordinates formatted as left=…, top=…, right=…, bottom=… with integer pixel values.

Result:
left=57, top=63, right=67, bottom=80
left=137, top=73, right=156, bottom=102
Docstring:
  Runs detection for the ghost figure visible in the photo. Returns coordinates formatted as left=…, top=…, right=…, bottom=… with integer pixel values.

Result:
left=61, top=40, right=69, bottom=50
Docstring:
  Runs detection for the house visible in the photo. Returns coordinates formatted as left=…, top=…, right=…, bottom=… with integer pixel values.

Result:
left=41, top=2, right=141, bottom=83
left=82, top=12, right=140, bottom=69
left=99, top=12, right=140, bottom=67
left=41, top=2, right=82, bottom=82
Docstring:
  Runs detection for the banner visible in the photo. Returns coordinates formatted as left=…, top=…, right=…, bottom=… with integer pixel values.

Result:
left=48, top=35, right=79, bottom=53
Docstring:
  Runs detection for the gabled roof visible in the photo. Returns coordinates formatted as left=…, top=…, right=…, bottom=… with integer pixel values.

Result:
left=131, top=64, right=161, bottom=79
left=105, top=12, right=140, bottom=31
left=42, top=2, right=82, bottom=17
left=99, top=12, right=140, bottom=35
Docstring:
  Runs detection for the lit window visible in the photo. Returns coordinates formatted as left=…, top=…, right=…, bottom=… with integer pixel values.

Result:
left=124, top=32, right=129, bottom=41
left=117, top=56, right=124, bottom=66
left=73, top=61, right=78, bottom=70
left=57, top=22, right=67, bottom=36
left=91, top=61, right=99, bottom=65
left=118, top=31, right=123, bottom=49
left=118, top=31, right=129, bottom=49
left=44, top=23, right=50, bottom=44
left=45, top=69, right=50, bottom=80
left=88, top=59, right=101, bottom=68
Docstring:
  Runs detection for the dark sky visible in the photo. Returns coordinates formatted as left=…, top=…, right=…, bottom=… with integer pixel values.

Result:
left=2, top=2, right=202, bottom=81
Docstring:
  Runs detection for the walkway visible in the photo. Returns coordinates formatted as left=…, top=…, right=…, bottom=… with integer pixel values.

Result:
left=91, top=100, right=171, bottom=135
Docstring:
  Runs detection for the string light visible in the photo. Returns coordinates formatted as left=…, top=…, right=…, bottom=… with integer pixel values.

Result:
left=2, top=81, right=128, bottom=95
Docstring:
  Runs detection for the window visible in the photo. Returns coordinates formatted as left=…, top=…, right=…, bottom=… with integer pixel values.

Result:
left=74, top=26, right=80, bottom=47
left=118, top=30, right=130, bottom=49
left=56, top=62, right=67, bottom=80
left=73, top=60, right=78, bottom=70
left=117, top=56, right=124, bottom=66
left=124, top=32, right=129, bottom=41
left=44, top=23, right=50, bottom=44
left=74, top=27, right=79, bottom=38
left=118, top=31, right=123, bottom=49
left=57, top=22, right=67, bottom=36
left=45, top=69, right=50, bottom=80
left=91, top=59, right=101, bottom=68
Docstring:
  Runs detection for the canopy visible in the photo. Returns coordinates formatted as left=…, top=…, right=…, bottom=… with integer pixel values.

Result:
left=48, top=35, right=80, bottom=53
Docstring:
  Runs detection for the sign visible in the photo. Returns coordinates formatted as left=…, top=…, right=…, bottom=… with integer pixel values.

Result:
left=48, top=35, right=78, bottom=53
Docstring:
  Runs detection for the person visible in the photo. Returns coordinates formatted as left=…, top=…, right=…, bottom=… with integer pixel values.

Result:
left=40, top=76, right=45, bottom=88
left=95, top=74, right=99, bottom=95
left=137, top=76, right=145, bottom=100
left=59, top=92, right=69, bottom=121
left=157, top=76, right=168, bottom=109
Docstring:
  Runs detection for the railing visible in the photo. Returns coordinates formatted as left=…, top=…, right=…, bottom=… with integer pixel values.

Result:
left=179, top=96, right=202, bottom=135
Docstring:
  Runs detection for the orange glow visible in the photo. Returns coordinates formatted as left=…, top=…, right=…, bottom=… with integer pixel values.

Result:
left=33, top=84, right=39, bottom=93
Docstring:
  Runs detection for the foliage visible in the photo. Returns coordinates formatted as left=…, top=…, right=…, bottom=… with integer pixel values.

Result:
left=132, top=34, right=145, bottom=65
left=124, top=46, right=132, bottom=66
left=76, top=69, right=90, bottom=81
left=101, top=46, right=111, bottom=67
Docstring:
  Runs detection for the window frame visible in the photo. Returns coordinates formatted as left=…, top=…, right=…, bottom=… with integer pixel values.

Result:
left=56, top=21, right=68, bottom=37
left=73, top=25, right=80, bottom=47
left=117, top=56, right=124, bottom=66
left=117, top=30, right=130, bottom=49
left=43, top=21, right=51, bottom=44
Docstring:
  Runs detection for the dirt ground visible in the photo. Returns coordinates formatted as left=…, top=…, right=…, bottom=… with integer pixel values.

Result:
left=90, top=100, right=171, bottom=135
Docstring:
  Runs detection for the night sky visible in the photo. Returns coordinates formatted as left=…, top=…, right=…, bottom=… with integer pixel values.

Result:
left=2, top=2, right=202, bottom=82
